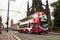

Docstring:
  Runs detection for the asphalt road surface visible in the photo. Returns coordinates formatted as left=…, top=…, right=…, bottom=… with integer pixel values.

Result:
left=13, top=32, right=60, bottom=40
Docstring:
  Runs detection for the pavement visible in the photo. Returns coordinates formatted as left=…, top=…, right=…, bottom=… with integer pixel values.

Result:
left=0, top=31, right=17, bottom=40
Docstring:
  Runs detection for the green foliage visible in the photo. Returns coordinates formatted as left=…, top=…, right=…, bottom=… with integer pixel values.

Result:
left=51, top=0, right=60, bottom=29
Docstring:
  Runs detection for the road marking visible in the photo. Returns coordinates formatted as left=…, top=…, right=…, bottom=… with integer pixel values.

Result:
left=11, top=33, right=21, bottom=40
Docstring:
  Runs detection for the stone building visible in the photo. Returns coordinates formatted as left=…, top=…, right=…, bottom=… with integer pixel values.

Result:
left=10, top=19, right=18, bottom=30
left=27, top=0, right=44, bottom=16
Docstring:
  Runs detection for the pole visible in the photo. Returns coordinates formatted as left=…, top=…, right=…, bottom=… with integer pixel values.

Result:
left=6, top=0, right=10, bottom=32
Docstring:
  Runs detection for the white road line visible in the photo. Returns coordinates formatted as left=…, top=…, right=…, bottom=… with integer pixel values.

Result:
left=11, top=33, right=21, bottom=40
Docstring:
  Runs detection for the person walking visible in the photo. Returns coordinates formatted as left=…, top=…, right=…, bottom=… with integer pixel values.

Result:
left=0, top=25, right=1, bottom=34
left=0, top=16, right=2, bottom=34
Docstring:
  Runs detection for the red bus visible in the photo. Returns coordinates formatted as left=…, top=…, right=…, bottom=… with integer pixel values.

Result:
left=18, top=12, right=49, bottom=34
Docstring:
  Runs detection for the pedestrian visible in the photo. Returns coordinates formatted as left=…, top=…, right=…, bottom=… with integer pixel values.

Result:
left=0, top=26, right=1, bottom=34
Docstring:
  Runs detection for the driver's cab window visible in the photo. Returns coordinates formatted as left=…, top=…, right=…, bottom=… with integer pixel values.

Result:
left=40, top=21, right=48, bottom=28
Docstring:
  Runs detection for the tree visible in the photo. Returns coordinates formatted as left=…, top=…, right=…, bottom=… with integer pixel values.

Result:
left=45, top=0, right=52, bottom=32
left=51, top=0, right=60, bottom=30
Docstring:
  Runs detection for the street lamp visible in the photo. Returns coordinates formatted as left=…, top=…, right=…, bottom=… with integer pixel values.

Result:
left=6, top=0, right=15, bottom=32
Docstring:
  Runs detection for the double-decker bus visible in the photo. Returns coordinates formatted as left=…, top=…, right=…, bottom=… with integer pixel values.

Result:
left=18, top=12, right=49, bottom=34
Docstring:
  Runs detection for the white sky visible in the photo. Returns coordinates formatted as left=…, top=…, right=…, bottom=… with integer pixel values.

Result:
left=0, top=0, right=57, bottom=27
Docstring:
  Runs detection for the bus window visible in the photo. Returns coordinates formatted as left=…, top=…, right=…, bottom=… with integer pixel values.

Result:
left=28, top=22, right=30, bottom=28
left=34, top=23, right=38, bottom=27
left=40, top=21, right=48, bottom=28
left=31, top=23, right=38, bottom=28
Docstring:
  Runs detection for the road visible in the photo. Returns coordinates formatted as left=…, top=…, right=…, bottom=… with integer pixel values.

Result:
left=11, top=31, right=60, bottom=40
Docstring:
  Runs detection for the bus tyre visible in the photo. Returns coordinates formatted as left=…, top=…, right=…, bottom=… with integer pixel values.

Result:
left=38, top=32, right=41, bottom=35
left=43, top=31, right=48, bottom=34
left=30, top=30, right=32, bottom=33
left=25, top=32, right=27, bottom=33
left=45, top=31, right=48, bottom=34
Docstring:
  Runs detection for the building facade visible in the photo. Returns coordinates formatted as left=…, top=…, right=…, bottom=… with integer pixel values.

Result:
left=10, top=19, right=18, bottom=30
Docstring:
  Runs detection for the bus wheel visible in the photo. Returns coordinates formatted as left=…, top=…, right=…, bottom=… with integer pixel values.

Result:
left=45, top=31, right=48, bottom=34
left=30, top=30, right=32, bottom=33
left=43, top=31, right=48, bottom=34
left=38, top=32, right=41, bottom=35
left=25, top=32, right=27, bottom=33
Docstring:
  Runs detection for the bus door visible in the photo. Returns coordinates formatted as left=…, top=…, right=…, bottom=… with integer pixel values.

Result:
left=31, top=22, right=39, bottom=32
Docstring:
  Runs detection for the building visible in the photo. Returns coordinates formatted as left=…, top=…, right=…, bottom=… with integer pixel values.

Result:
left=10, top=19, right=18, bottom=30
left=27, top=0, right=44, bottom=16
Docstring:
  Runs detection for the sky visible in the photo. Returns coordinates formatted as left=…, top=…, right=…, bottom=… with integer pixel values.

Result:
left=0, top=0, right=57, bottom=27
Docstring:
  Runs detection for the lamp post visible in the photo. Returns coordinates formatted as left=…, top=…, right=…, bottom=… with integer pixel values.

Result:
left=6, top=0, right=10, bottom=32
left=6, top=0, right=15, bottom=32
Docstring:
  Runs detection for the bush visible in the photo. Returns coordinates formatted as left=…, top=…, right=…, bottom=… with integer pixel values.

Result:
left=52, top=27, right=60, bottom=31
